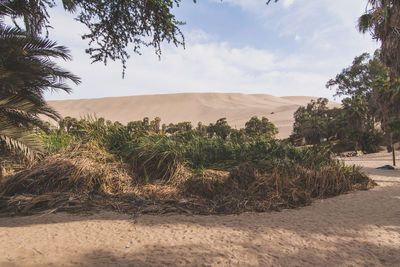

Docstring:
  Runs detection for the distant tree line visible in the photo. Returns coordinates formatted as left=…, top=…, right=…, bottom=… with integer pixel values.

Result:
left=290, top=51, right=400, bottom=153
left=56, top=115, right=278, bottom=144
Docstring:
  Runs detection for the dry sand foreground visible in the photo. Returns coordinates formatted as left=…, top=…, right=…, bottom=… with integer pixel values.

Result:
left=1, top=152, right=399, bottom=266
left=47, top=93, right=340, bottom=138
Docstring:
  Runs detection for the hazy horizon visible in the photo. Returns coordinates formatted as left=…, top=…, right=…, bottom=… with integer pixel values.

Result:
left=47, top=91, right=339, bottom=102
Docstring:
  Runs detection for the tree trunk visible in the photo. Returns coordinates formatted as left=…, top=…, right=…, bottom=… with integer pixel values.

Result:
left=393, top=145, right=396, bottom=166
left=392, top=133, right=396, bottom=166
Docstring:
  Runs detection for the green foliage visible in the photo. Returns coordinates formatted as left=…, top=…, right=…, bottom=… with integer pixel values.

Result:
left=389, top=118, right=400, bottom=133
left=127, top=119, right=148, bottom=136
left=359, top=1, right=400, bottom=75
left=245, top=116, right=278, bottom=138
left=389, top=117, right=400, bottom=143
left=324, top=51, right=400, bottom=152
left=291, top=98, right=331, bottom=145
left=0, top=0, right=196, bottom=74
left=341, top=96, right=382, bottom=152
left=289, top=93, right=385, bottom=153
left=0, top=124, right=42, bottom=161
left=41, top=116, right=134, bottom=158
left=35, top=116, right=289, bottom=172
left=165, top=121, right=194, bottom=140
left=39, top=129, right=79, bottom=154
left=182, top=137, right=241, bottom=169
left=207, top=118, right=231, bottom=140
left=326, top=52, right=382, bottom=98
left=129, top=134, right=183, bottom=183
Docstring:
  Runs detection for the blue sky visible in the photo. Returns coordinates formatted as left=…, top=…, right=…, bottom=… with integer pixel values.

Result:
left=44, top=0, right=378, bottom=101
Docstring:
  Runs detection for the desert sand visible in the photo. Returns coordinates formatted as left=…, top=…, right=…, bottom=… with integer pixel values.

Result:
left=1, top=152, right=399, bottom=266
left=48, top=93, right=340, bottom=138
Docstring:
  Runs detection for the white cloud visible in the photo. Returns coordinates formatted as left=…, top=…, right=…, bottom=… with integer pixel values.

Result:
left=282, top=0, right=295, bottom=8
left=47, top=27, right=341, bottom=101
left=209, top=0, right=270, bottom=14
left=44, top=0, right=379, bottom=102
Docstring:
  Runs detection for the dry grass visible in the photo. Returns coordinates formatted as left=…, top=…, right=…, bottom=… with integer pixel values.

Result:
left=0, top=143, right=133, bottom=196
left=175, top=169, right=229, bottom=200
left=0, top=147, right=375, bottom=216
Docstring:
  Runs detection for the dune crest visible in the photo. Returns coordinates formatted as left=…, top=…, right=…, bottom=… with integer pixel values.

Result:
left=48, top=93, right=340, bottom=138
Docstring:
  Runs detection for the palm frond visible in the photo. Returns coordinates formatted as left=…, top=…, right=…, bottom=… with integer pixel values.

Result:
left=0, top=120, right=43, bottom=161
left=358, top=14, right=373, bottom=34
left=0, top=23, right=80, bottom=126
left=0, top=96, right=59, bottom=129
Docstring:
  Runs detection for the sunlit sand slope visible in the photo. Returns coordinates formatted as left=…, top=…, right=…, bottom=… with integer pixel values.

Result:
left=48, top=93, right=340, bottom=138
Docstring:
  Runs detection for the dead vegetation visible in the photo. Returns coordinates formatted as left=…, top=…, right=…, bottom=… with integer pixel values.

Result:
left=0, top=143, right=133, bottom=196
left=0, top=144, right=375, bottom=216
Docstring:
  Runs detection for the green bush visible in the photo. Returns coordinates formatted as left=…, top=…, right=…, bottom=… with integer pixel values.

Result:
left=39, top=129, right=79, bottom=154
left=128, top=135, right=184, bottom=182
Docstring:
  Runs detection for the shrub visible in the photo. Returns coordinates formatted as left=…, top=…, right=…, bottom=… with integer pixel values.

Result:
left=128, top=135, right=184, bottom=183
left=39, top=129, right=80, bottom=154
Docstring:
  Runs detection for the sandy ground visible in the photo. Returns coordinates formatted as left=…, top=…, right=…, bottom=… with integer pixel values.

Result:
left=47, top=93, right=340, bottom=138
left=1, top=152, right=399, bottom=266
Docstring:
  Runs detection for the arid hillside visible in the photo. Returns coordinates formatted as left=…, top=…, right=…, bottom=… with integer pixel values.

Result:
left=48, top=93, right=340, bottom=138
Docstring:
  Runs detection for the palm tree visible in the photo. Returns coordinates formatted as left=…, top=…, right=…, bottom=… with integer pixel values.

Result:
left=359, top=1, right=400, bottom=75
left=0, top=24, right=80, bottom=159
left=0, top=25, right=80, bottom=122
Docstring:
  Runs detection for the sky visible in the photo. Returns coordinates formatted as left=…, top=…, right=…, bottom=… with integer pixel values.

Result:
left=44, top=0, right=379, bottom=101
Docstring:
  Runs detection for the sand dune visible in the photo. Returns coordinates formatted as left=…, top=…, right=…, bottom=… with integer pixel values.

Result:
left=1, top=152, right=399, bottom=266
left=48, top=93, right=340, bottom=138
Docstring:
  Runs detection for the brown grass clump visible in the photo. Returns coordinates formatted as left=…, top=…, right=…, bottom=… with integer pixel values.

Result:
left=246, top=163, right=374, bottom=211
left=0, top=143, right=133, bottom=196
left=177, top=169, right=229, bottom=200
left=168, top=162, right=374, bottom=214
left=228, top=163, right=256, bottom=190
left=132, top=184, right=182, bottom=200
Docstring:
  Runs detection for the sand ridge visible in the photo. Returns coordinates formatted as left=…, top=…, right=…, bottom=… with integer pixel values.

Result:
left=47, top=93, right=340, bottom=138
left=1, top=152, right=399, bottom=266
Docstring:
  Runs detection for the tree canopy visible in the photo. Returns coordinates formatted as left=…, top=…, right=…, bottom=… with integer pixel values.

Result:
left=0, top=0, right=195, bottom=74
left=327, top=50, right=400, bottom=131
left=359, top=0, right=400, bottom=75
left=323, top=50, right=400, bottom=152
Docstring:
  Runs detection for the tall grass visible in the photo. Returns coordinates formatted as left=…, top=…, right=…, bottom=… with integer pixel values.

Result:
left=5, top=116, right=373, bottom=215
left=128, top=135, right=184, bottom=182
left=39, top=130, right=79, bottom=154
